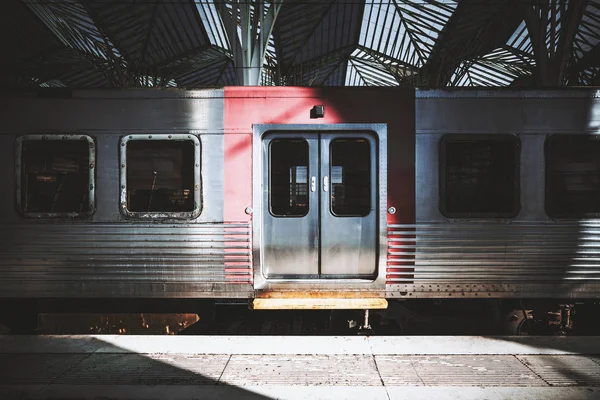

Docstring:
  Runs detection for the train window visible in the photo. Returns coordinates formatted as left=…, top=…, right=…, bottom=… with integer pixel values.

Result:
left=439, top=135, right=520, bottom=218
left=269, top=139, right=309, bottom=217
left=330, top=139, right=371, bottom=216
left=120, top=134, right=201, bottom=219
left=16, top=135, right=95, bottom=217
left=546, top=135, right=600, bottom=218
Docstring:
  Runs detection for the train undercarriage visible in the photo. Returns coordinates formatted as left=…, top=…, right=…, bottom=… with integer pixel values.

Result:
left=1, top=298, right=598, bottom=336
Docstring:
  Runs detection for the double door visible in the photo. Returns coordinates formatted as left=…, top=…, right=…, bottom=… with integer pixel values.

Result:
left=262, top=132, right=377, bottom=279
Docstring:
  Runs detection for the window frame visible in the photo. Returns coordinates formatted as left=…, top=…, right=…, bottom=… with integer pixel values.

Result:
left=15, top=134, right=96, bottom=218
left=439, top=133, right=521, bottom=219
left=119, top=134, right=202, bottom=220
left=545, top=134, right=600, bottom=219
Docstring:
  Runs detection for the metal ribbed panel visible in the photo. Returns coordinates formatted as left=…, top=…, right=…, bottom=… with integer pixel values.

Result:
left=0, top=222, right=252, bottom=295
left=387, top=222, right=600, bottom=284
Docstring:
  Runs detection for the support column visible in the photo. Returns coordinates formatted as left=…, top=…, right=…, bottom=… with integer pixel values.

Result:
left=217, top=0, right=282, bottom=85
left=525, top=0, right=588, bottom=86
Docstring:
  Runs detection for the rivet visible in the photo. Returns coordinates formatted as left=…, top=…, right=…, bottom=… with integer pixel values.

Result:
left=388, top=206, right=396, bottom=215
left=245, top=207, right=253, bottom=215
left=148, top=135, right=152, bottom=139
left=121, top=143, right=125, bottom=146
left=121, top=185, right=125, bottom=189
left=168, top=135, right=172, bottom=139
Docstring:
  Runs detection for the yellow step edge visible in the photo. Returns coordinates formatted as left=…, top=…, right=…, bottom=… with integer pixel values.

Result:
left=251, top=298, right=388, bottom=310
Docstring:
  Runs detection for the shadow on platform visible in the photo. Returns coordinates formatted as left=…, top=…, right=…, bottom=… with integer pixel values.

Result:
left=0, top=335, right=271, bottom=400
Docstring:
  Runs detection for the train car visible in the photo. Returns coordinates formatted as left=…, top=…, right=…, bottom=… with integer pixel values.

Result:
left=0, top=87, right=599, bottom=331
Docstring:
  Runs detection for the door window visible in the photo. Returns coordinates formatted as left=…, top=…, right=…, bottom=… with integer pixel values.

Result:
left=330, top=138, right=371, bottom=216
left=269, top=139, right=309, bottom=217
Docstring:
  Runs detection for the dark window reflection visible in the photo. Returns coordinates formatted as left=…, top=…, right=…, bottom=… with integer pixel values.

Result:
left=126, top=140, right=195, bottom=212
left=270, top=139, right=309, bottom=216
left=441, top=136, right=519, bottom=217
left=331, top=139, right=371, bottom=216
left=21, top=140, right=90, bottom=214
left=546, top=135, right=600, bottom=218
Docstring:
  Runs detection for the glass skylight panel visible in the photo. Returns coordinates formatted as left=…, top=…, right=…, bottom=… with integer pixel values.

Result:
left=450, top=17, right=538, bottom=88
left=137, top=76, right=177, bottom=88
left=345, top=48, right=398, bottom=86
left=448, top=64, right=472, bottom=86
left=358, top=0, right=456, bottom=69
left=196, top=1, right=230, bottom=51
left=25, top=0, right=120, bottom=61
left=507, top=21, right=533, bottom=55
left=581, top=66, right=600, bottom=85
left=574, top=2, right=600, bottom=59
left=449, top=46, right=532, bottom=87
left=39, top=79, right=67, bottom=88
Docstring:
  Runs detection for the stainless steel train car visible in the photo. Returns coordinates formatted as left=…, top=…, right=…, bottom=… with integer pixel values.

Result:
left=0, top=87, right=599, bottom=319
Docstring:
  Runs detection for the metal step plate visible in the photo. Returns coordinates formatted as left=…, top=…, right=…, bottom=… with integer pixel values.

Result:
left=251, top=298, right=388, bottom=310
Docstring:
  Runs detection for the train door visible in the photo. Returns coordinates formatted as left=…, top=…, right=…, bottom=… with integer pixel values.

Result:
left=261, top=131, right=377, bottom=280
left=320, top=134, right=377, bottom=278
left=262, top=133, right=320, bottom=278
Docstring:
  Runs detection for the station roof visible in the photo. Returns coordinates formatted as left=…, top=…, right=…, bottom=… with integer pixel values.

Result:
left=0, top=0, right=598, bottom=89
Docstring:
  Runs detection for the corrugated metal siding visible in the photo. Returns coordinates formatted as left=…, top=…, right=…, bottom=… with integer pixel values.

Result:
left=386, top=224, right=416, bottom=283
left=224, top=222, right=253, bottom=284
left=387, top=222, right=600, bottom=284
left=0, top=222, right=252, bottom=294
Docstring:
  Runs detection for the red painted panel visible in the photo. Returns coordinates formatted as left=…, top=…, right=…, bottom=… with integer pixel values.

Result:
left=223, top=134, right=252, bottom=222
left=223, top=87, right=416, bottom=281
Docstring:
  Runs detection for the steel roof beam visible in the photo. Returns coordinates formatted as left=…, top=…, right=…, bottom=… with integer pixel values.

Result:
left=418, top=0, right=524, bottom=88
left=280, top=45, right=355, bottom=86
left=575, top=42, right=600, bottom=70
left=526, top=0, right=589, bottom=86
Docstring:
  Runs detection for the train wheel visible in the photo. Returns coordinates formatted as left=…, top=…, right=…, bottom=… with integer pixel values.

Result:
left=501, top=309, right=533, bottom=336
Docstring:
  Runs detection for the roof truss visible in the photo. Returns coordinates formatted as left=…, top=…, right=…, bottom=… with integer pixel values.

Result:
left=0, top=0, right=597, bottom=88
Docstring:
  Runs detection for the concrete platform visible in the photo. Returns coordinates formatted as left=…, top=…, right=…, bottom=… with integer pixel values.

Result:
left=1, top=335, right=600, bottom=399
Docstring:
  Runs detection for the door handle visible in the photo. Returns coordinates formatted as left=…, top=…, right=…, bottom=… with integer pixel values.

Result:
left=310, top=176, right=316, bottom=192
left=323, top=176, right=329, bottom=192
